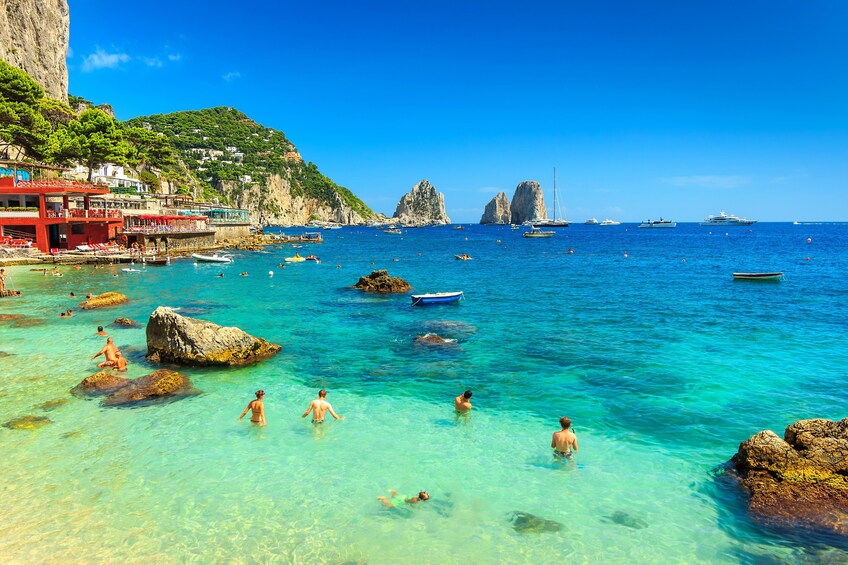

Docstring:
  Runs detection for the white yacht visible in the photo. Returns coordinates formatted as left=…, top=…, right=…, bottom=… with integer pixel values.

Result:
left=599, top=219, right=620, bottom=226
left=700, top=211, right=757, bottom=226
left=584, top=218, right=599, bottom=225
left=533, top=168, right=569, bottom=228
left=638, top=219, right=676, bottom=228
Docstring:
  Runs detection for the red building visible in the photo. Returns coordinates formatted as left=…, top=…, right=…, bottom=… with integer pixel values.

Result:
left=0, top=163, right=123, bottom=252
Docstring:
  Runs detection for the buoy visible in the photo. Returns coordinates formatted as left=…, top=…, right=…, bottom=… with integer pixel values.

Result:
left=623, top=252, right=628, bottom=258
left=497, top=239, right=501, bottom=243
left=268, top=271, right=274, bottom=276
left=806, top=257, right=810, bottom=261
left=807, top=237, right=812, bottom=243
left=682, top=259, right=686, bottom=262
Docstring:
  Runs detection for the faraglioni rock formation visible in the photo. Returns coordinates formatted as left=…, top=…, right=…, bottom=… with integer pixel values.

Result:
left=480, top=192, right=511, bottom=224
left=510, top=181, right=546, bottom=225
left=146, top=306, right=281, bottom=366
left=80, top=292, right=128, bottom=310
left=353, top=270, right=411, bottom=293
left=729, top=418, right=848, bottom=534
left=393, top=180, right=450, bottom=226
left=0, top=0, right=70, bottom=103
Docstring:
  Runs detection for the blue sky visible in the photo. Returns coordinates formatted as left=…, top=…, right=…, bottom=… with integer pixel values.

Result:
left=67, top=1, right=848, bottom=221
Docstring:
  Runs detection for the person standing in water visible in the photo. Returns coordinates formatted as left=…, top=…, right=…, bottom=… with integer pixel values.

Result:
left=551, top=416, right=579, bottom=458
left=301, top=389, right=343, bottom=423
left=238, top=390, right=266, bottom=426
left=454, top=390, right=472, bottom=412
left=91, top=337, right=119, bottom=368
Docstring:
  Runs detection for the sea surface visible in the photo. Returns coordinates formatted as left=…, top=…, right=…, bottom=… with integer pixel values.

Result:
left=1, top=222, right=847, bottom=564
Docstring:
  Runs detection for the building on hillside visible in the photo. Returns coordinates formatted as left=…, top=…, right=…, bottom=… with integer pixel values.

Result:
left=71, top=163, right=149, bottom=194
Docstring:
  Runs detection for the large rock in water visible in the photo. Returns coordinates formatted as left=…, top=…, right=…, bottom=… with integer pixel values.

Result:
left=80, top=292, right=128, bottom=310
left=393, top=179, right=451, bottom=226
left=146, top=306, right=281, bottom=366
left=480, top=192, right=511, bottom=224
left=729, top=418, right=848, bottom=534
left=72, top=371, right=131, bottom=396
left=510, top=181, right=547, bottom=224
left=103, top=369, right=192, bottom=406
left=353, top=270, right=411, bottom=293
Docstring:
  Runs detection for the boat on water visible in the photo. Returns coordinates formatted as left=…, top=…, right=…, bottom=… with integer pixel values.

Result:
left=454, top=254, right=472, bottom=260
left=733, top=272, right=784, bottom=281
left=385, top=228, right=403, bottom=234
left=192, top=253, right=233, bottom=263
left=510, top=224, right=519, bottom=230
left=638, top=219, right=677, bottom=228
left=121, top=268, right=141, bottom=273
left=454, top=225, right=465, bottom=230
left=533, top=168, right=569, bottom=228
left=600, top=219, right=621, bottom=226
left=411, top=291, right=464, bottom=305
left=523, top=227, right=555, bottom=238
left=701, top=211, right=757, bottom=226
left=585, top=218, right=599, bottom=225
left=284, top=255, right=306, bottom=263
left=143, top=256, right=170, bottom=265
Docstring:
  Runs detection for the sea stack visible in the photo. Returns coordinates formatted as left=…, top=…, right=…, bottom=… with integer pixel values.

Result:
left=480, top=192, right=511, bottom=224
left=510, top=181, right=546, bottom=225
left=393, top=180, right=451, bottom=226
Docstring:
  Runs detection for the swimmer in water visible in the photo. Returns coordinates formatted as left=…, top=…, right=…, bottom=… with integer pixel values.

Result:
left=377, top=489, right=429, bottom=507
left=454, top=390, right=472, bottom=412
left=551, top=416, right=578, bottom=459
left=301, top=389, right=343, bottom=423
left=91, top=337, right=119, bottom=368
left=114, top=350, right=127, bottom=371
left=96, top=326, right=108, bottom=336
left=238, top=390, right=266, bottom=426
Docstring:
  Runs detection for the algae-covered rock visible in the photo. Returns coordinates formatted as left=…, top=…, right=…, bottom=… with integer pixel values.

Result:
left=508, top=511, right=563, bottom=533
left=353, top=270, right=411, bottom=293
left=80, top=292, right=128, bottom=310
left=113, top=317, right=139, bottom=327
left=146, top=306, right=281, bottom=366
left=11, top=317, right=44, bottom=328
left=37, top=398, right=71, bottom=411
left=414, top=334, right=457, bottom=346
left=4, top=415, right=52, bottom=430
left=103, top=369, right=194, bottom=406
left=0, top=351, right=11, bottom=357
left=72, top=371, right=131, bottom=396
left=0, top=313, right=24, bottom=323
left=601, top=511, right=649, bottom=530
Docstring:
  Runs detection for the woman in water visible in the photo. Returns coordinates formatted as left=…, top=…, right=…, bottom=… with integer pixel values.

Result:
left=238, top=390, right=266, bottom=426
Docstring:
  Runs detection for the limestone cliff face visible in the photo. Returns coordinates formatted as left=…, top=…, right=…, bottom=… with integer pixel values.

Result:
left=0, top=0, right=69, bottom=102
left=480, top=192, right=511, bottom=224
left=393, top=179, right=450, bottom=226
left=510, top=181, right=546, bottom=224
left=218, top=173, right=367, bottom=225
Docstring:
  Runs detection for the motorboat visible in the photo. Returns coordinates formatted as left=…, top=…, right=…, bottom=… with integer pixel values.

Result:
left=638, top=219, right=676, bottom=228
left=411, top=291, right=464, bottom=305
left=585, top=218, right=599, bottom=225
left=143, top=256, right=170, bottom=265
left=701, top=211, right=757, bottom=226
left=523, top=227, right=555, bottom=238
left=733, top=272, right=783, bottom=281
left=192, top=253, right=233, bottom=263
left=454, top=254, right=472, bottom=260
left=599, top=219, right=621, bottom=226
left=385, top=228, right=402, bottom=234
left=510, top=224, right=519, bottom=230
left=454, top=225, right=465, bottom=230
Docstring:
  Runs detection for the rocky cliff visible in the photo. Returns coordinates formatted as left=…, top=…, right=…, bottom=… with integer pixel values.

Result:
left=480, top=192, right=511, bottom=224
left=510, top=181, right=546, bottom=224
left=393, top=180, right=450, bottom=226
left=0, top=0, right=69, bottom=102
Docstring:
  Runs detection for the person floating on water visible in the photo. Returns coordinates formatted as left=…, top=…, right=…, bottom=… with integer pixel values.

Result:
left=301, top=389, right=343, bottom=423
left=238, top=390, right=266, bottom=426
left=96, top=326, right=108, bottom=336
left=91, top=337, right=119, bottom=369
left=551, top=416, right=578, bottom=459
left=455, top=390, right=472, bottom=412
left=377, top=489, right=429, bottom=507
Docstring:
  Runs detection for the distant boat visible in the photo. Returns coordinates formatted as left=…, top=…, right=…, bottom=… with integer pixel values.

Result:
left=411, top=291, right=464, bottom=305
left=701, top=211, right=757, bottom=226
left=599, top=219, right=621, bottom=226
left=143, top=256, right=171, bottom=265
left=510, top=224, right=519, bottom=230
left=454, top=254, right=472, bottom=260
left=385, top=228, right=402, bottom=234
left=454, top=225, right=465, bottom=230
left=585, top=218, right=599, bottom=225
left=638, top=219, right=676, bottom=228
left=733, top=272, right=784, bottom=281
left=523, top=227, right=555, bottom=238
left=121, top=268, right=141, bottom=273
left=533, top=168, right=569, bottom=228
left=192, top=253, right=233, bottom=263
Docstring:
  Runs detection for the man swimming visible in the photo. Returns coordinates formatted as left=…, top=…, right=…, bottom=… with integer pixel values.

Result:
left=551, top=416, right=579, bottom=458
left=238, top=390, right=266, bottom=426
left=301, top=389, right=343, bottom=423
left=96, top=326, right=108, bottom=336
left=91, top=337, right=119, bottom=368
left=377, top=489, right=429, bottom=507
left=455, top=390, right=472, bottom=412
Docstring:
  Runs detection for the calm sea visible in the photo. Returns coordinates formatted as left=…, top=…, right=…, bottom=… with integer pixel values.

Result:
left=1, top=222, right=846, bottom=563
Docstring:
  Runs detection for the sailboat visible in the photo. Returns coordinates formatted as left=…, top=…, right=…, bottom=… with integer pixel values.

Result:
left=533, top=168, right=569, bottom=228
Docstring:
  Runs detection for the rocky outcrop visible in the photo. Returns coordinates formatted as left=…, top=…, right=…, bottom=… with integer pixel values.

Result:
left=510, top=181, right=546, bottom=225
left=480, top=192, right=511, bottom=224
left=146, top=306, right=281, bottom=366
left=393, top=180, right=450, bottom=226
left=414, top=334, right=457, bottom=346
left=353, top=270, right=411, bottom=293
left=72, top=371, right=131, bottom=396
left=0, top=0, right=69, bottom=102
left=80, top=292, right=128, bottom=310
left=103, top=369, right=192, bottom=406
left=729, top=418, right=848, bottom=534
left=113, top=317, right=138, bottom=327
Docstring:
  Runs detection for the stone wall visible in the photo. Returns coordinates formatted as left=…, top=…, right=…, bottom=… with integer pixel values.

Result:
left=211, top=223, right=251, bottom=242
left=138, top=231, right=216, bottom=253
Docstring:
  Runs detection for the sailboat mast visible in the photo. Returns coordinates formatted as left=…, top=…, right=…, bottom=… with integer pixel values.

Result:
left=553, top=167, right=557, bottom=221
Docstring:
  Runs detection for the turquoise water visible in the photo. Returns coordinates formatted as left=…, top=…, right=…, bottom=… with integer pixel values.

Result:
left=1, top=223, right=847, bottom=563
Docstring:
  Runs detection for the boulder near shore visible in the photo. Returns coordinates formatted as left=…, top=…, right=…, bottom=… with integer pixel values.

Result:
left=80, top=292, right=128, bottom=310
left=353, top=270, right=411, bottom=293
left=730, top=417, right=848, bottom=534
left=146, top=306, right=281, bottom=366
left=73, top=369, right=194, bottom=406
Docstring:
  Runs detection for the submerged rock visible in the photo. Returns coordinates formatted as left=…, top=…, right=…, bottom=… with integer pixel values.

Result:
left=509, top=511, right=563, bottom=533
left=4, top=415, right=52, bottom=430
left=0, top=351, right=10, bottom=357
left=146, top=306, right=281, bottom=366
left=0, top=313, right=24, bottom=323
left=37, top=398, right=71, bottom=411
left=414, top=333, right=457, bottom=346
left=601, top=511, right=648, bottom=530
left=113, top=317, right=139, bottom=327
left=480, top=191, right=511, bottom=224
left=103, top=369, right=194, bottom=406
left=353, top=270, right=411, bottom=294
left=11, top=317, right=44, bottom=327
left=80, top=292, right=128, bottom=310
left=72, top=371, right=132, bottom=396
left=729, top=418, right=848, bottom=534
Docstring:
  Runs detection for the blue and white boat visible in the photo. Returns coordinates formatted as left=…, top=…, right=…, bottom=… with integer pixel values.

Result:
left=411, top=291, right=464, bottom=305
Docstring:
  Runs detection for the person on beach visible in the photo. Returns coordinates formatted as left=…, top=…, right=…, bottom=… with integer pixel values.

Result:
left=91, top=337, right=119, bottom=368
left=0, top=268, right=6, bottom=292
left=551, top=416, right=579, bottom=459
left=301, top=389, right=343, bottom=423
left=96, top=326, right=108, bottom=336
left=455, top=390, right=472, bottom=412
left=377, top=490, right=429, bottom=507
left=238, top=390, right=266, bottom=426
left=114, top=351, right=127, bottom=371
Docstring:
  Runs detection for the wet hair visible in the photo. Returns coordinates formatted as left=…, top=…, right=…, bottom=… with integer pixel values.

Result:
left=560, top=416, right=572, bottom=429
left=70, top=292, right=75, bottom=297
left=255, top=390, right=264, bottom=399
left=418, top=491, right=429, bottom=500
left=463, top=390, right=472, bottom=399
left=318, top=389, right=327, bottom=398
left=97, top=326, right=104, bottom=332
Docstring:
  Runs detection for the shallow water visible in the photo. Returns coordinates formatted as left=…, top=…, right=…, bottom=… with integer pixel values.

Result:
left=1, top=223, right=847, bottom=563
